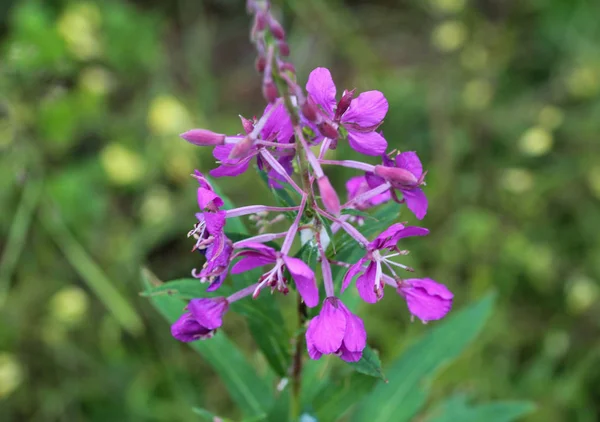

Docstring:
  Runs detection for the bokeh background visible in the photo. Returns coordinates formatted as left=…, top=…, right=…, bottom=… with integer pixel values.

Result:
left=2, top=0, right=600, bottom=420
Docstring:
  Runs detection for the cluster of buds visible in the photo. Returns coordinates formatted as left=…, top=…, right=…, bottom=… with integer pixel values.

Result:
left=171, top=0, right=453, bottom=363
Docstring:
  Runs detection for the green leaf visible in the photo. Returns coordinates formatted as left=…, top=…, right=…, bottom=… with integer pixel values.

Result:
left=313, top=373, right=377, bottom=421
left=257, top=170, right=298, bottom=220
left=192, top=407, right=232, bottom=422
left=340, top=208, right=378, bottom=221
left=316, top=213, right=336, bottom=254
left=142, top=269, right=273, bottom=418
left=426, top=394, right=535, bottom=422
left=141, top=277, right=223, bottom=300
left=347, top=345, right=386, bottom=381
left=352, top=293, right=497, bottom=422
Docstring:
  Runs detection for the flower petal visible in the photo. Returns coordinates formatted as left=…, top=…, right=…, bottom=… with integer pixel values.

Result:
left=261, top=102, right=294, bottom=143
left=347, top=130, right=388, bottom=156
left=210, top=145, right=254, bottom=178
left=399, top=278, right=453, bottom=322
left=338, top=302, right=367, bottom=352
left=395, top=151, right=423, bottom=179
left=187, top=297, right=229, bottom=330
left=283, top=255, right=319, bottom=308
left=356, top=261, right=379, bottom=304
left=338, top=344, right=363, bottom=362
left=306, top=299, right=346, bottom=354
left=171, top=312, right=213, bottom=342
left=342, top=90, right=388, bottom=127
left=306, top=67, right=337, bottom=116
left=402, top=187, right=428, bottom=220
left=230, top=253, right=275, bottom=274
left=342, top=258, right=366, bottom=293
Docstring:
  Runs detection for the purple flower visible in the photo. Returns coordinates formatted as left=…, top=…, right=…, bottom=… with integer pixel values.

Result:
left=366, top=151, right=428, bottom=220
left=305, top=297, right=367, bottom=362
left=230, top=242, right=319, bottom=307
left=171, top=297, right=229, bottom=342
left=346, top=175, right=391, bottom=211
left=210, top=102, right=295, bottom=188
left=342, top=223, right=430, bottom=303
left=397, top=278, right=453, bottom=322
left=306, top=67, right=388, bottom=156
left=192, top=237, right=233, bottom=292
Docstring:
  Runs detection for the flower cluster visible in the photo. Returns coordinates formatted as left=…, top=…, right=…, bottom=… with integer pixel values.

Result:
left=170, top=0, right=453, bottom=364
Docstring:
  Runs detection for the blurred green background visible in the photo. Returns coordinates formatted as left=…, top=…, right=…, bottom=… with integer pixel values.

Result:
left=1, top=0, right=600, bottom=420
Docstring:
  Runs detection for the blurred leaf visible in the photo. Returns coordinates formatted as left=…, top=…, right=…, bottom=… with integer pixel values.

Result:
left=347, top=345, right=386, bottom=381
left=142, top=268, right=274, bottom=418
left=258, top=170, right=298, bottom=220
left=192, top=407, right=231, bottom=422
left=313, top=373, right=376, bottom=421
left=352, top=293, right=496, bottom=422
left=340, top=208, right=377, bottom=221
left=426, top=394, right=535, bottom=422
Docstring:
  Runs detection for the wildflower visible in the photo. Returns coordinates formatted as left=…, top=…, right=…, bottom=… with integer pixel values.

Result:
left=346, top=175, right=391, bottom=211
left=367, top=151, right=428, bottom=219
left=231, top=242, right=319, bottom=307
left=192, top=238, right=233, bottom=291
left=342, top=223, right=430, bottom=303
left=171, top=297, right=229, bottom=342
left=306, top=297, right=366, bottom=362
left=397, top=278, right=453, bottom=322
left=306, top=67, right=388, bottom=156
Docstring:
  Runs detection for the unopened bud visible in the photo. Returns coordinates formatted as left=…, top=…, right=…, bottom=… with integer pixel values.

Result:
left=374, top=165, right=418, bottom=187
left=180, top=129, right=226, bottom=146
left=239, top=115, right=254, bottom=134
left=280, top=62, right=296, bottom=74
left=255, top=56, right=267, bottom=73
left=254, top=12, right=268, bottom=31
left=334, top=89, right=356, bottom=121
left=317, top=121, right=339, bottom=140
left=229, top=136, right=254, bottom=159
left=263, top=79, right=279, bottom=103
left=317, top=176, right=341, bottom=216
left=277, top=40, right=290, bottom=57
left=268, top=17, right=286, bottom=40
left=301, top=99, right=318, bottom=122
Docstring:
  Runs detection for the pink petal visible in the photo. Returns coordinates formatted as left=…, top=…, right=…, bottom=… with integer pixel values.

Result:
left=402, top=187, right=428, bottom=220
left=356, top=261, right=379, bottom=304
left=338, top=344, right=363, bottom=362
left=203, top=211, right=226, bottom=236
left=306, top=301, right=346, bottom=354
left=187, top=297, right=229, bottom=330
left=338, top=302, right=367, bottom=352
left=230, top=254, right=275, bottom=274
left=395, top=151, right=423, bottom=179
left=306, top=67, right=337, bottom=116
left=399, top=278, right=453, bottom=322
left=342, top=90, right=388, bottom=128
left=306, top=338, right=323, bottom=360
left=197, top=187, right=224, bottom=210
left=283, top=255, right=319, bottom=308
left=342, top=259, right=366, bottom=293
left=347, top=130, right=388, bottom=156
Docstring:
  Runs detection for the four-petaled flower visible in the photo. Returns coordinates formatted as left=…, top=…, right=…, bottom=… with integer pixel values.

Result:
left=306, top=297, right=367, bottom=362
left=231, top=242, right=319, bottom=307
left=306, top=67, right=388, bottom=156
left=171, top=297, right=229, bottom=342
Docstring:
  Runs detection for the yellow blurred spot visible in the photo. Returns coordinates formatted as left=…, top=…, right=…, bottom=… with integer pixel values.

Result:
left=430, top=0, right=466, bottom=13
left=79, top=67, right=113, bottom=95
left=0, top=353, right=24, bottom=398
left=140, top=187, right=173, bottom=225
left=501, top=168, right=534, bottom=193
left=462, top=79, right=493, bottom=110
left=49, top=286, right=89, bottom=326
left=432, top=21, right=468, bottom=53
left=148, top=95, right=193, bottom=136
left=566, top=66, right=600, bottom=99
left=461, top=45, right=488, bottom=71
left=566, top=275, right=599, bottom=314
left=538, top=106, right=564, bottom=130
left=57, top=3, right=102, bottom=60
left=100, top=143, right=145, bottom=185
left=166, top=152, right=195, bottom=183
left=519, top=126, right=553, bottom=156
left=587, top=167, right=600, bottom=199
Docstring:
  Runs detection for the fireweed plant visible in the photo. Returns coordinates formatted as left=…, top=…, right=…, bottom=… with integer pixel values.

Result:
left=168, top=0, right=455, bottom=415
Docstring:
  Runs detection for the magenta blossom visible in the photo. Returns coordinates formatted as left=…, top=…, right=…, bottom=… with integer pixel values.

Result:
left=366, top=151, right=428, bottom=220
left=306, top=297, right=367, bottom=362
left=210, top=102, right=295, bottom=188
left=346, top=175, right=391, bottom=211
left=171, top=297, right=229, bottom=342
left=306, top=67, right=388, bottom=156
left=192, top=238, right=233, bottom=292
left=342, top=223, right=430, bottom=303
left=231, top=242, right=319, bottom=307
left=397, top=278, right=453, bottom=322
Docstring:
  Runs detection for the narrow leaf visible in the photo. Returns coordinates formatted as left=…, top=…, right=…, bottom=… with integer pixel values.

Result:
left=340, top=208, right=377, bottom=221
left=352, top=293, right=496, bottom=422
left=313, top=373, right=377, bottom=421
left=426, top=394, right=535, bottom=422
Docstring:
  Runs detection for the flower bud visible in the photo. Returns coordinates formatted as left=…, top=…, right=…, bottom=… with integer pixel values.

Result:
left=277, top=40, right=290, bottom=57
left=334, top=89, right=355, bottom=121
left=255, top=56, right=267, bottom=73
left=317, top=121, right=339, bottom=140
left=263, top=79, right=279, bottom=103
left=268, top=17, right=286, bottom=40
left=239, top=115, right=255, bottom=134
left=254, top=12, right=268, bottom=31
left=374, top=165, right=418, bottom=187
left=280, top=62, right=296, bottom=74
left=301, top=99, right=318, bottom=122
left=229, top=136, right=254, bottom=159
left=171, top=297, right=229, bottom=342
left=318, top=176, right=341, bottom=216
left=180, top=129, right=226, bottom=146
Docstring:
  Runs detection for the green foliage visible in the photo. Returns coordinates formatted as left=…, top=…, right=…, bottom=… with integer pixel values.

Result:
left=426, top=394, right=535, bottom=422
